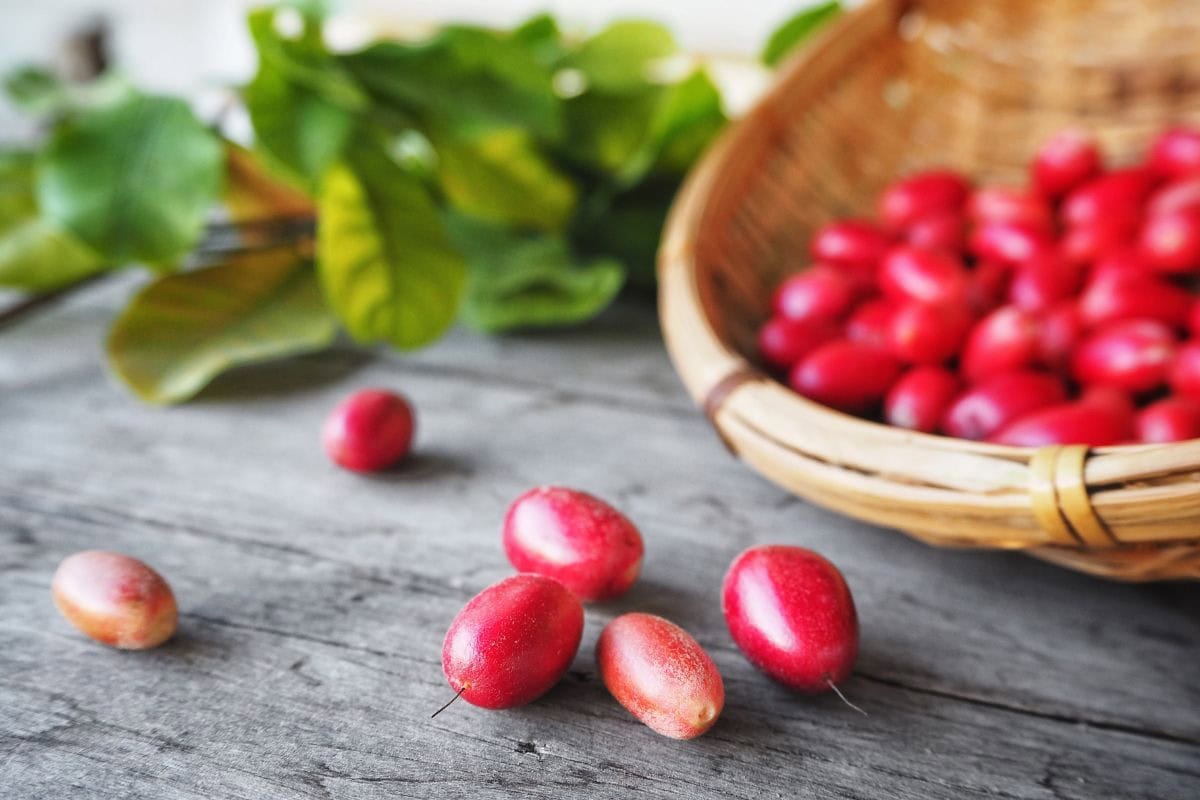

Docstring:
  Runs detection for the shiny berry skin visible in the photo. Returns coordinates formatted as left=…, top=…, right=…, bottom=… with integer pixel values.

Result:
left=1149, top=126, right=1200, bottom=179
left=52, top=551, right=177, bottom=650
left=1078, top=271, right=1192, bottom=329
left=969, top=221, right=1053, bottom=265
left=884, top=366, right=960, bottom=433
left=1032, top=129, right=1101, bottom=198
left=879, top=245, right=968, bottom=305
left=772, top=267, right=857, bottom=323
left=758, top=316, right=838, bottom=370
left=1072, top=319, right=1176, bottom=393
left=596, top=613, right=724, bottom=739
left=878, top=170, right=970, bottom=231
left=323, top=389, right=415, bottom=472
left=1060, top=216, right=1139, bottom=265
left=1139, top=209, right=1200, bottom=273
left=887, top=301, right=972, bottom=364
left=904, top=211, right=964, bottom=253
left=1169, top=341, right=1200, bottom=399
left=1148, top=177, right=1200, bottom=217
left=989, top=389, right=1135, bottom=447
left=722, top=545, right=858, bottom=693
left=941, top=371, right=1067, bottom=440
left=503, top=487, right=644, bottom=603
left=1136, top=396, right=1200, bottom=443
left=1062, top=167, right=1156, bottom=229
left=960, top=306, right=1042, bottom=383
left=442, top=574, right=583, bottom=710
left=1008, top=251, right=1083, bottom=313
left=811, top=219, right=891, bottom=269
left=845, top=298, right=896, bottom=347
left=967, top=186, right=1054, bottom=231
left=790, top=341, right=903, bottom=414
left=1038, top=301, right=1086, bottom=369
left=1090, top=248, right=1151, bottom=281
left=966, top=260, right=1012, bottom=314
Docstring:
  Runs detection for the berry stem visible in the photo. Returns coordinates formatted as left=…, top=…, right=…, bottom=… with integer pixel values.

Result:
left=826, top=678, right=868, bottom=716
left=430, top=686, right=466, bottom=719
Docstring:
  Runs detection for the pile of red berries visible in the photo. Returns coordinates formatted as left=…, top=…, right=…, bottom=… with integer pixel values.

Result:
left=759, top=127, right=1200, bottom=446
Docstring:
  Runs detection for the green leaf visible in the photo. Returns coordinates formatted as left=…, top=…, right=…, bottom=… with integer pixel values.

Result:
left=317, top=148, right=466, bottom=349
left=4, top=67, right=134, bottom=118
left=509, top=13, right=566, bottom=68
left=448, top=215, right=625, bottom=332
left=244, top=7, right=362, bottom=185
left=37, top=92, right=223, bottom=265
left=571, top=178, right=675, bottom=289
left=616, top=69, right=727, bottom=184
left=761, top=2, right=842, bottom=66
left=564, top=21, right=677, bottom=94
left=562, top=87, right=663, bottom=174
left=106, top=247, right=337, bottom=404
left=436, top=128, right=577, bottom=231
left=341, top=25, right=559, bottom=139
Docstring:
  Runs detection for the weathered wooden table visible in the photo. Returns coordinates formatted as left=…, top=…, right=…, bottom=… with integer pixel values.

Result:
left=2, top=279, right=1198, bottom=799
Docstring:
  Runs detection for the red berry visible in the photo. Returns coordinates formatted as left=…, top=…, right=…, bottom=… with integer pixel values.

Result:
left=1169, top=341, right=1200, bottom=399
left=879, top=245, right=969, bottom=305
left=969, top=220, right=1054, bottom=265
left=503, top=487, right=644, bottom=602
left=966, top=260, right=1013, bottom=314
left=942, top=371, right=1067, bottom=440
left=1078, top=271, right=1193, bottom=329
left=773, top=267, right=857, bottom=322
left=887, top=301, right=972, bottom=364
left=1090, top=247, right=1151, bottom=281
left=990, top=389, right=1135, bottom=447
left=845, top=298, right=896, bottom=348
left=968, top=186, right=1054, bottom=231
left=442, top=574, right=583, bottom=710
left=811, top=219, right=891, bottom=269
left=52, top=551, right=178, bottom=650
left=1032, top=129, right=1101, bottom=198
left=1147, top=176, right=1200, bottom=217
left=1008, top=251, right=1083, bottom=312
left=1139, top=209, right=1200, bottom=273
left=904, top=211, right=965, bottom=253
left=1072, top=319, right=1176, bottom=393
left=722, top=545, right=858, bottom=693
left=790, top=341, right=903, bottom=413
left=1136, top=396, right=1200, bottom=443
left=1189, top=299, right=1200, bottom=338
left=885, top=366, right=960, bottom=432
left=1038, top=301, right=1085, bottom=369
left=878, top=170, right=970, bottom=231
left=323, top=389, right=415, bottom=472
left=1060, top=216, right=1139, bottom=265
left=758, top=316, right=838, bottom=370
left=596, top=613, right=724, bottom=739
left=1062, top=167, right=1156, bottom=229
left=1149, top=126, right=1200, bottom=178
left=960, top=306, right=1042, bottom=383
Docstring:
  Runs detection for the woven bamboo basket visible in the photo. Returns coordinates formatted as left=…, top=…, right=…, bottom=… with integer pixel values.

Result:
left=659, top=0, right=1200, bottom=581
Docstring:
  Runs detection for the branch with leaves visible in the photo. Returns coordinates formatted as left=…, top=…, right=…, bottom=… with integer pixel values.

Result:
left=0, top=3, right=841, bottom=404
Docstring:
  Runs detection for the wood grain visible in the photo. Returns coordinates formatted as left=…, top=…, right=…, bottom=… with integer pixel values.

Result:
left=1, top=278, right=1198, bottom=799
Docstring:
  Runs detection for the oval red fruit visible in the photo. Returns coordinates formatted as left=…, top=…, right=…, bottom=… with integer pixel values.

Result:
left=1078, top=271, right=1193, bottom=329
left=758, top=316, right=838, bottom=370
left=968, top=186, right=1054, bottom=231
left=969, top=220, right=1053, bottom=265
left=1038, top=301, right=1085, bottom=370
left=1148, top=176, right=1200, bottom=217
left=1008, top=251, right=1083, bottom=313
left=1060, top=216, right=1139, bottom=265
left=323, top=389, right=415, bottom=472
left=52, top=551, right=178, bottom=650
left=442, top=574, right=584, bottom=709
left=884, top=366, right=960, bottom=433
left=887, top=301, right=972, bottom=364
left=879, top=245, right=968, bottom=305
left=772, top=267, right=857, bottom=323
left=722, top=545, right=858, bottom=693
left=597, top=613, right=724, bottom=739
left=878, top=170, right=970, bottom=231
left=845, top=298, right=896, bottom=348
left=1062, top=168, right=1156, bottom=229
left=1149, top=126, right=1200, bottom=178
left=990, top=389, right=1135, bottom=447
left=503, top=487, right=644, bottom=602
left=811, top=219, right=891, bottom=269
left=1139, top=209, right=1200, bottom=273
left=1136, top=396, right=1200, bottom=443
left=1032, top=129, right=1101, bottom=198
left=941, top=371, right=1067, bottom=440
left=1169, top=341, right=1200, bottom=400
left=960, top=306, right=1042, bottom=383
left=904, top=211, right=964, bottom=253
left=790, top=341, right=903, bottom=413
left=966, top=260, right=1012, bottom=314
left=1072, top=319, right=1176, bottom=393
